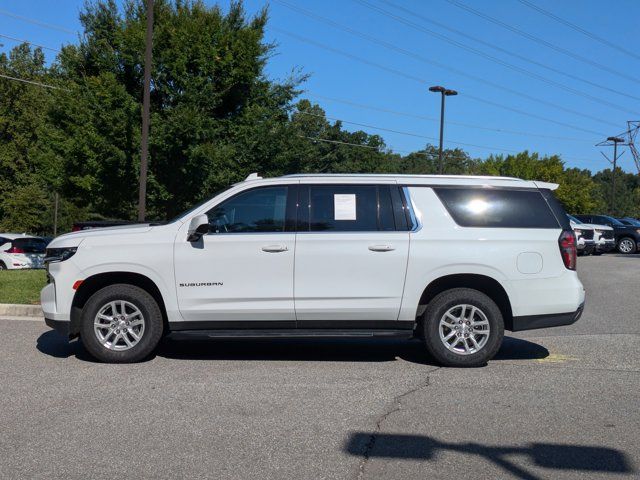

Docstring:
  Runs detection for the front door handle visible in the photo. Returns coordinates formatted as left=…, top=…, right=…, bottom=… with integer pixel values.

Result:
left=368, top=245, right=395, bottom=252
left=261, top=245, right=288, bottom=253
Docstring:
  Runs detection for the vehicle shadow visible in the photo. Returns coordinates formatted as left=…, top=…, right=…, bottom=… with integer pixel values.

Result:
left=36, top=330, right=90, bottom=360
left=344, top=432, right=634, bottom=480
left=36, top=331, right=548, bottom=365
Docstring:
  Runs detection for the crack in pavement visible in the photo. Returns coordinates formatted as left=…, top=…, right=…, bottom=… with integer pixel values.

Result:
left=354, top=367, right=441, bottom=480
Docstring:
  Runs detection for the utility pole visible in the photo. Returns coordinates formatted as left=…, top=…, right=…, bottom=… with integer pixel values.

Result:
left=138, top=0, right=154, bottom=222
left=597, top=136, right=626, bottom=214
left=623, top=121, right=640, bottom=175
left=53, top=192, right=59, bottom=237
left=428, top=85, right=458, bottom=174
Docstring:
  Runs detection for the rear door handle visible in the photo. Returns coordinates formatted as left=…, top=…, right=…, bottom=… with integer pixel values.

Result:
left=368, top=245, right=395, bottom=252
left=261, top=244, right=288, bottom=253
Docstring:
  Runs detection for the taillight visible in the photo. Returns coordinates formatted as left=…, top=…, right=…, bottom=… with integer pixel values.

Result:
left=6, top=246, right=25, bottom=254
left=72, top=225, right=80, bottom=232
left=559, top=230, right=577, bottom=270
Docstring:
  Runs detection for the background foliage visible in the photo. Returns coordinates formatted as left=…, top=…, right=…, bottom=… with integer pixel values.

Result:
left=0, top=0, right=637, bottom=234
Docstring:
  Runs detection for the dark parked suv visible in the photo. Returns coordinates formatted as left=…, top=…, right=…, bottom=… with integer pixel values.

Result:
left=574, top=215, right=640, bottom=254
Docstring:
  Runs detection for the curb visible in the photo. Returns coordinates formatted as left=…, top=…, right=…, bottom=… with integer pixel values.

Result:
left=0, top=303, right=43, bottom=318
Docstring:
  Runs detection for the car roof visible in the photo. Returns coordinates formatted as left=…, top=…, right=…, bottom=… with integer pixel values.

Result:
left=248, top=173, right=558, bottom=190
left=0, top=233, right=42, bottom=240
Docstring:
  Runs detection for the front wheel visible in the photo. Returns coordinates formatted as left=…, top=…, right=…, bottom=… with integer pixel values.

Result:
left=617, top=237, right=637, bottom=254
left=421, top=288, right=504, bottom=367
left=80, top=284, right=163, bottom=363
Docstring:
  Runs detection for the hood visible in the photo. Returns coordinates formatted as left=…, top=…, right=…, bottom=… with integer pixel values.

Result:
left=48, top=224, right=154, bottom=248
left=581, top=223, right=613, bottom=231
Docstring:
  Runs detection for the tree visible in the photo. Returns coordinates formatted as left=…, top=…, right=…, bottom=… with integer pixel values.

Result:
left=49, top=0, right=302, bottom=219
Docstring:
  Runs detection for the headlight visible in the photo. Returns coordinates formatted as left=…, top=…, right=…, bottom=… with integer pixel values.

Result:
left=636, top=229, right=640, bottom=235
left=574, top=229, right=582, bottom=235
left=44, top=247, right=77, bottom=264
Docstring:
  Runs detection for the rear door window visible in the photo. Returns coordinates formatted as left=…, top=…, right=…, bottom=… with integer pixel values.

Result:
left=298, top=185, right=399, bottom=232
left=434, top=188, right=560, bottom=228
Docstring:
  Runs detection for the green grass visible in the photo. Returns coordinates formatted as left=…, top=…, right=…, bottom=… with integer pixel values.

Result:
left=0, top=270, right=47, bottom=304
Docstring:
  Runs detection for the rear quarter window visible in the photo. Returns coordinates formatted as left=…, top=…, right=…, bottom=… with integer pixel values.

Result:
left=434, top=187, right=560, bottom=228
left=13, top=238, right=47, bottom=253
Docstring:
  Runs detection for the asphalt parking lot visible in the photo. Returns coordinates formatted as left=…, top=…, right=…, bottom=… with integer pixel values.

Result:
left=0, top=255, right=638, bottom=480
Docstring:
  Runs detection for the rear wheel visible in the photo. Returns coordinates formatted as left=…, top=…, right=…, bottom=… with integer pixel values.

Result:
left=617, top=237, right=637, bottom=254
left=0, top=261, right=6, bottom=270
left=421, top=288, right=504, bottom=367
left=80, top=284, right=163, bottom=363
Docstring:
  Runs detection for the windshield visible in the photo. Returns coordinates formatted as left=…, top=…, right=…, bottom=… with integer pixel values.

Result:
left=605, top=216, right=624, bottom=226
left=13, top=238, right=46, bottom=253
left=566, top=214, right=581, bottom=224
left=622, top=218, right=640, bottom=226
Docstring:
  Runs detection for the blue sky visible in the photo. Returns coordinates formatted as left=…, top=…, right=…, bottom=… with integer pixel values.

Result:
left=1, top=0, right=639, bottom=172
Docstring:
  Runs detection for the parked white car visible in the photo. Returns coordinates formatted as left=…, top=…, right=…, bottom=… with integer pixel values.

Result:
left=592, top=224, right=616, bottom=254
left=567, top=215, right=614, bottom=255
left=566, top=216, right=595, bottom=255
left=42, top=174, right=585, bottom=367
left=0, top=234, right=47, bottom=270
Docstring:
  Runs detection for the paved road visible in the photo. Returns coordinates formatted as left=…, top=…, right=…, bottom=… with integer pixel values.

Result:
left=0, top=255, right=638, bottom=479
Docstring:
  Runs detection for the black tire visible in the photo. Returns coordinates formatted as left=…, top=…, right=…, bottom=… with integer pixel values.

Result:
left=80, top=284, right=163, bottom=363
left=0, top=261, right=6, bottom=270
left=421, top=288, right=504, bottom=368
left=617, top=237, right=637, bottom=254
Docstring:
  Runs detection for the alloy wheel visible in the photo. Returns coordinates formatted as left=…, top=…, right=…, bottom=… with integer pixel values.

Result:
left=439, top=304, right=490, bottom=355
left=94, top=300, right=145, bottom=351
left=619, top=239, right=634, bottom=253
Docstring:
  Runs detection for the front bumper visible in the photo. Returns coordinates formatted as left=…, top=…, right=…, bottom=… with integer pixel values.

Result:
left=596, top=240, right=615, bottom=253
left=581, top=240, right=595, bottom=254
left=511, top=302, right=584, bottom=332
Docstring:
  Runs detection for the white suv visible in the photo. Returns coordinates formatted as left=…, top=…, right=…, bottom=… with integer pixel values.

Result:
left=42, top=174, right=585, bottom=367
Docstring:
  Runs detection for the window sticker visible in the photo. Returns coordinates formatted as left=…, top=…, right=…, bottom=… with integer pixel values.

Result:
left=334, top=194, right=357, bottom=220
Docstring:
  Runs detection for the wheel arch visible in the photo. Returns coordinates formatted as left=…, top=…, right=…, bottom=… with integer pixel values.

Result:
left=70, top=272, right=168, bottom=337
left=416, top=273, right=514, bottom=331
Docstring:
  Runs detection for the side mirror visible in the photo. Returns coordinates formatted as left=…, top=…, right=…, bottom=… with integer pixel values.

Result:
left=187, top=214, right=210, bottom=242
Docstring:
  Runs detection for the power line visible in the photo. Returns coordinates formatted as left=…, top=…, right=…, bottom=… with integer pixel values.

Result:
left=304, top=92, right=590, bottom=142
left=0, top=73, right=66, bottom=90
left=271, top=27, right=605, bottom=136
left=300, top=133, right=599, bottom=165
left=0, top=33, right=61, bottom=53
left=299, top=110, right=542, bottom=154
left=0, top=9, right=76, bottom=35
left=517, top=0, right=640, bottom=61
left=307, top=112, right=600, bottom=164
left=300, top=135, right=451, bottom=158
left=350, top=0, right=637, bottom=116
left=275, top=1, right=633, bottom=124
left=444, top=0, right=640, bottom=85
left=376, top=0, right=640, bottom=102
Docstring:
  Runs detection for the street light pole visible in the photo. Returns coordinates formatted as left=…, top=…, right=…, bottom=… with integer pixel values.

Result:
left=429, top=86, right=458, bottom=175
left=138, top=0, right=154, bottom=222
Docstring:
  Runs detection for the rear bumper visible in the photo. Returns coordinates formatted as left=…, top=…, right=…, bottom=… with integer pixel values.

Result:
left=511, top=302, right=584, bottom=332
left=45, top=318, right=70, bottom=336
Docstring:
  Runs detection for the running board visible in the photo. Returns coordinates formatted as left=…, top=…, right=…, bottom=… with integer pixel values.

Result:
left=168, top=329, right=414, bottom=340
